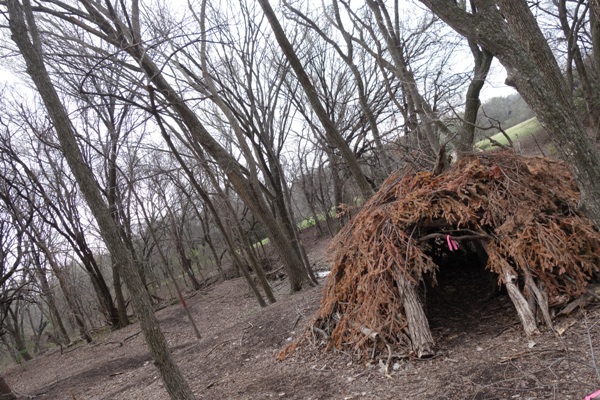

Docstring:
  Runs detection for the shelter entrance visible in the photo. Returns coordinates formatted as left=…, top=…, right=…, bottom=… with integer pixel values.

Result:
left=422, top=239, right=516, bottom=341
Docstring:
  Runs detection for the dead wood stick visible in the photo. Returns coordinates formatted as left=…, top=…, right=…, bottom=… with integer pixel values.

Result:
left=503, top=267, right=539, bottom=336
left=98, top=341, right=124, bottom=348
left=311, top=326, right=329, bottom=340
left=12, top=389, right=36, bottom=399
left=206, top=340, right=232, bottom=357
left=417, top=232, right=492, bottom=242
left=585, top=286, right=600, bottom=302
left=522, top=267, right=553, bottom=330
left=124, top=330, right=142, bottom=342
left=500, top=350, right=530, bottom=363
left=205, top=377, right=230, bottom=389
left=385, top=343, right=393, bottom=377
left=292, top=314, right=302, bottom=329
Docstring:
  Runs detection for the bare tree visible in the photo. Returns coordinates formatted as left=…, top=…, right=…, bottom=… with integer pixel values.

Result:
left=5, top=1, right=195, bottom=398
left=0, top=212, right=31, bottom=362
left=284, top=1, right=397, bottom=177
left=257, top=0, right=375, bottom=199
left=52, top=0, right=314, bottom=292
left=419, top=0, right=600, bottom=227
left=540, top=0, right=600, bottom=131
left=0, top=127, right=122, bottom=329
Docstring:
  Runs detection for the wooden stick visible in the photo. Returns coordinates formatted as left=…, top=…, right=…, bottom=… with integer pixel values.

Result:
left=417, top=230, right=492, bottom=242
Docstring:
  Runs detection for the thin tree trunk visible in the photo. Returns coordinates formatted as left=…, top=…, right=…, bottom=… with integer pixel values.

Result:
left=137, top=204, right=202, bottom=340
left=32, top=258, right=70, bottom=344
left=5, top=308, right=32, bottom=361
left=257, top=0, right=375, bottom=200
left=27, top=232, right=91, bottom=343
left=7, top=2, right=195, bottom=398
left=457, top=43, right=494, bottom=154
left=0, top=376, right=16, bottom=400
left=111, top=266, right=130, bottom=328
left=395, top=274, right=434, bottom=358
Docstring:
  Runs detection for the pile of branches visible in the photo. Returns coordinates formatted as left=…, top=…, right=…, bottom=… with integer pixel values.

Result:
left=282, top=152, right=600, bottom=361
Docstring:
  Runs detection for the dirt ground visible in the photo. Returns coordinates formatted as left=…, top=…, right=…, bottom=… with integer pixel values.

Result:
left=3, top=225, right=600, bottom=400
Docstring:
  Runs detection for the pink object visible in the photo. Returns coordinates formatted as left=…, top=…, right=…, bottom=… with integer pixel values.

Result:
left=586, top=389, right=600, bottom=400
left=446, top=235, right=458, bottom=251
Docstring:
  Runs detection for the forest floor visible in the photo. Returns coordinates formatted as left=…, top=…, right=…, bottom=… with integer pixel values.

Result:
left=3, top=224, right=600, bottom=400
left=3, top=133, right=600, bottom=399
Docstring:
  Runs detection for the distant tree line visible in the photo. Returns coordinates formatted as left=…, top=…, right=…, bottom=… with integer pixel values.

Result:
left=474, top=93, right=536, bottom=141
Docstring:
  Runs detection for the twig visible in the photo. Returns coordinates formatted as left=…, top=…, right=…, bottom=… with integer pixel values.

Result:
left=240, top=322, right=253, bottom=345
left=11, top=389, right=36, bottom=399
left=292, top=313, right=302, bottom=329
left=385, top=342, right=393, bottom=377
left=583, top=313, right=600, bottom=383
left=206, top=340, right=232, bottom=357
left=124, top=330, right=142, bottom=342
left=205, top=377, right=229, bottom=389
left=95, top=341, right=124, bottom=348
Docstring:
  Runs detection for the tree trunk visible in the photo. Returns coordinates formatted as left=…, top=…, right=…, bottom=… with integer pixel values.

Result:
left=77, top=241, right=120, bottom=327
left=111, top=266, right=130, bottom=328
left=0, top=376, right=16, bottom=400
left=591, top=0, right=600, bottom=81
left=457, top=43, right=493, bottom=154
left=556, top=0, right=599, bottom=131
left=257, top=0, right=375, bottom=200
left=418, top=0, right=600, bottom=229
left=502, top=267, right=539, bottom=336
left=33, top=237, right=92, bottom=343
left=5, top=308, right=32, bottom=362
left=32, top=260, right=70, bottom=344
left=7, top=2, right=195, bottom=398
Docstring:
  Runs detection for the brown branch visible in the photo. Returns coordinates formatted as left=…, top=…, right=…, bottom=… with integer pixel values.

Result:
left=417, top=231, right=492, bottom=242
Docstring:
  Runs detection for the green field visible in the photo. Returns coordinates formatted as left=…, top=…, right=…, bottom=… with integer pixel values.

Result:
left=475, top=117, right=542, bottom=150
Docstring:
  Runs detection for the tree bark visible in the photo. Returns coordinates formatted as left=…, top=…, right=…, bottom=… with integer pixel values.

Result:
left=0, top=376, right=15, bottom=400
left=6, top=2, right=196, bottom=398
left=502, top=267, right=539, bottom=336
left=457, top=42, right=493, bottom=154
left=591, top=0, right=600, bottom=79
